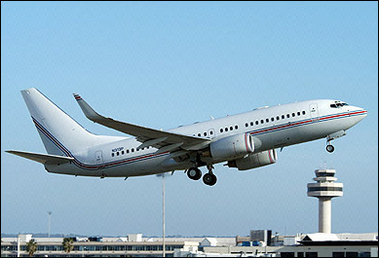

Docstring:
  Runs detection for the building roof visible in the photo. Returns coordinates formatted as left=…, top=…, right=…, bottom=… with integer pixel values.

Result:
left=302, top=233, right=340, bottom=242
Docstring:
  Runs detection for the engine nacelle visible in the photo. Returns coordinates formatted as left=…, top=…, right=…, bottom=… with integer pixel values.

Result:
left=210, top=133, right=254, bottom=161
left=228, top=149, right=277, bottom=171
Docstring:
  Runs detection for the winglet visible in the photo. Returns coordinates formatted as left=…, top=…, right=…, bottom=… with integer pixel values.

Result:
left=73, top=93, right=103, bottom=122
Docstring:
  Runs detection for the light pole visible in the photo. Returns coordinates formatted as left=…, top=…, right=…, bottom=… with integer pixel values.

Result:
left=157, top=173, right=171, bottom=257
left=48, top=211, right=52, bottom=238
left=17, top=235, right=20, bottom=257
left=162, top=173, right=166, bottom=258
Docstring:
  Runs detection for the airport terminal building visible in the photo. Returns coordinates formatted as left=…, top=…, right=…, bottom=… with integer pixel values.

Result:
left=1, top=231, right=377, bottom=257
left=2, top=170, right=377, bottom=257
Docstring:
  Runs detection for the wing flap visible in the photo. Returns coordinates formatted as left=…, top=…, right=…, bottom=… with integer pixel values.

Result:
left=6, top=150, right=74, bottom=165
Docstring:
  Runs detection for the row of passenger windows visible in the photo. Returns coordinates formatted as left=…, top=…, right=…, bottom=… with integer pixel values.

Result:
left=218, top=110, right=307, bottom=134
left=192, top=110, right=308, bottom=137
left=220, top=125, right=239, bottom=133
left=193, top=130, right=215, bottom=137
left=111, top=146, right=151, bottom=157
left=244, top=110, right=306, bottom=128
left=111, top=110, right=308, bottom=157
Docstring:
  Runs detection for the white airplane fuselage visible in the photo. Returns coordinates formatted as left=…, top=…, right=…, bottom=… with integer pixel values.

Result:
left=41, top=99, right=367, bottom=178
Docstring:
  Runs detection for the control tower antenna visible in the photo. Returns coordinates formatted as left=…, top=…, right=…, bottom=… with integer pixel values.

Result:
left=307, top=169, right=343, bottom=234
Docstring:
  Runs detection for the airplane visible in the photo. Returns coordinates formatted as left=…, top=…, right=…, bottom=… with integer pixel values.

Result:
left=6, top=88, right=367, bottom=186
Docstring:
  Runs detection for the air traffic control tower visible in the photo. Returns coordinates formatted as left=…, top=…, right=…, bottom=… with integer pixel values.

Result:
left=307, top=169, right=343, bottom=234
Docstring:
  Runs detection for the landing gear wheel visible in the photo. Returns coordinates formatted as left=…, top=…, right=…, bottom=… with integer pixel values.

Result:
left=187, top=167, right=202, bottom=180
left=326, top=144, right=335, bottom=153
left=203, top=173, right=217, bottom=186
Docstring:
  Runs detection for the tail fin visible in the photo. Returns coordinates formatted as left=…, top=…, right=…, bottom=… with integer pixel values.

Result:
left=21, top=88, right=95, bottom=156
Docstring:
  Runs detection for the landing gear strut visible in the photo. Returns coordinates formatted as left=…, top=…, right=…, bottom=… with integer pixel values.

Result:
left=203, top=165, right=217, bottom=186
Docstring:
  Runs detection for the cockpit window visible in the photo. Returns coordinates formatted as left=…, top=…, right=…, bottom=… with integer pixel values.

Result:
left=330, top=101, right=349, bottom=108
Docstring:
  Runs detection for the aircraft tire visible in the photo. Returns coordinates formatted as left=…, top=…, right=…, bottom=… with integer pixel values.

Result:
left=326, top=144, right=335, bottom=153
left=203, top=173, right=217, bottom=186
left=187, top=167, right=202, bottom=180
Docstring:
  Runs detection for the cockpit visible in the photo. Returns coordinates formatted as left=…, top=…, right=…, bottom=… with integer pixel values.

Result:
left=330, top=100, right=349, bottom=108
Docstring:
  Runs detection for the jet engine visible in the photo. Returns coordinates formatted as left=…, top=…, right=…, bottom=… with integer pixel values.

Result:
left=227, top=149, right=277, bottom=171
left=210, top=133, right=254, bottom=161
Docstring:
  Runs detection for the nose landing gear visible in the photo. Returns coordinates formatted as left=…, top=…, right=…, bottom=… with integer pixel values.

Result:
left=326, top=144, right=335, bottom=153
left=325, top=130, right=346, bottom=153
left=326, top=138, right=335, bottom=153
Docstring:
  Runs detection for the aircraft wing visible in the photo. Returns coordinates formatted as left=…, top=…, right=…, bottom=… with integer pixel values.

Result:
left=6, top=150, right=74, bottom=165
left=73, top=94, right=211, bottom=152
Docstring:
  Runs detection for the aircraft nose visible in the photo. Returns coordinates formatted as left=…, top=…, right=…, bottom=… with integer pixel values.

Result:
left=351, top=105, right=368, bottom=122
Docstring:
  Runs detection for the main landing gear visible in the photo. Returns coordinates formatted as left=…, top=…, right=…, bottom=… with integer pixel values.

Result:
left=187, top=165, right=217, bottom=186
left=187, top=167, right=202, bottom=180
left=325, top=130, right=346, bottom=153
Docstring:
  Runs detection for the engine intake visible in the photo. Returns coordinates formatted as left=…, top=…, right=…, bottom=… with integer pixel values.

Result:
left=228, top=149, right=277, bottom=171
left=210, top=133, right=254, bottom=161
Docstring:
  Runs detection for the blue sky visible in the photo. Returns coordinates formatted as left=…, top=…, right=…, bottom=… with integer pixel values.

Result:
left=1, top=2, right=377, bottom=237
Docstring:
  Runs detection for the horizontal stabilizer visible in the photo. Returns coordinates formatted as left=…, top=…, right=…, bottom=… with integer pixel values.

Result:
left=6, top=150, right=74, bottom=165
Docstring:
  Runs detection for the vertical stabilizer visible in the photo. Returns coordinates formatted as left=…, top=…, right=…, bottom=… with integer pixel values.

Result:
left=21, top=88, right=95, bottom=156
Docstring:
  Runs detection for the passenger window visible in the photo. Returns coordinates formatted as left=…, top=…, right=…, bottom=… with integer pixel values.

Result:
left=271, top=117, right=274, bottom=122
left=245, top=123, right=249, bottom=127
left=230, top=126, right=233, bottom=131
left=112, top=153, right=114, bottom=157
left=297, top=112, right=301, bottom=116
left=220, top=128, right=223, bottom=133
left=131, top=148, right=134, bottom=153
left=292, top=113, right=295, bottom=117
left=235, top=125, right=238, bottom=130
left=204, top=132, right=207, bottom=136
left=210, top=131, right=214, bottom=135
left=121, top=151, right=125, bottom=155
left=276, top=116, right=280, bottom=120
left=225, top=127, right=228, bottom=132
left=198, top=133, right=201, bottom=137
left=117, top=152, right=119, bottom=156
left=255, top=121, right=259, bottom=125
left=302, top=111, right=306, bottom=115
left=282, top=115, right=285, bottom=119
left=261, top=120, right=264, bottom=124
left=287, top=114, right=290, bottom=118
left=266, top=118, right=269, bottom=123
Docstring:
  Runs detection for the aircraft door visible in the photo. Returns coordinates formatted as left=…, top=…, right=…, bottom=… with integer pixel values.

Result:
left=310, top=103, right=320, bottom=122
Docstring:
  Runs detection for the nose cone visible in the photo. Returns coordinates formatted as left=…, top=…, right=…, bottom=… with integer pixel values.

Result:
left=350, top=106, right=367, bottom=124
